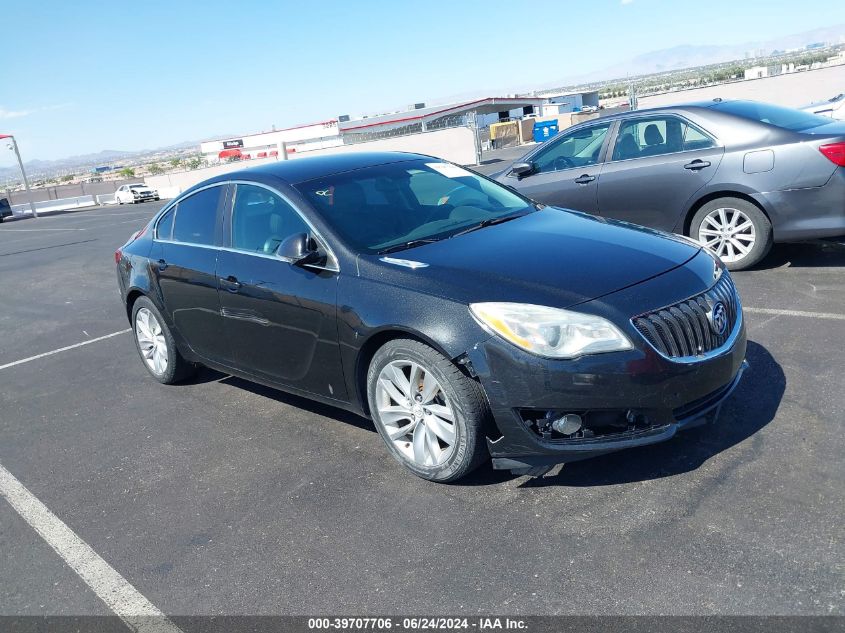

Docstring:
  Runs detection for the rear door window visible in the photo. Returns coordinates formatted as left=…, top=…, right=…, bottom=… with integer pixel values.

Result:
left=612, top=115, right=716, bottom=160
left=172, top=186, right=222, bottom=246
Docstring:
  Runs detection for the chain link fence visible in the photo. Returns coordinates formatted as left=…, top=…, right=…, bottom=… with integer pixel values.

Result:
left=341, top=113, right=474, bottom=145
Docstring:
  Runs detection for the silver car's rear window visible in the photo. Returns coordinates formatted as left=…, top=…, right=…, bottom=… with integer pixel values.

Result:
left=715, top=101, right=831, bottom=131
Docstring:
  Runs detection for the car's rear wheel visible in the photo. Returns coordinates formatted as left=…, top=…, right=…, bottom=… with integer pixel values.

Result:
left=366, top=339, right=489, bottom=482
left=131, top=296, right=195, bottom=384
left=690, top=197, right=772, bottom=271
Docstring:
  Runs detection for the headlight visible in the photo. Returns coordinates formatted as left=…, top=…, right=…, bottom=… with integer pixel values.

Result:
left=470, top=302, right=633, bottom=359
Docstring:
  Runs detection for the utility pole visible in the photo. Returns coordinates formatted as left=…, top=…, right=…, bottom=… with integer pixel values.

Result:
left=0, top=134, right=38, bottom=218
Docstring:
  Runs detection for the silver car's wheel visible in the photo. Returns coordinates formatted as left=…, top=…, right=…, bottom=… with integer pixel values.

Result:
left=697, top=207, right=756, bottom=263
left=375, top=360, right=457, bottom=467
left=691, top=197, right=772, bottom=271
left=135, top=307, right=168, bottom=376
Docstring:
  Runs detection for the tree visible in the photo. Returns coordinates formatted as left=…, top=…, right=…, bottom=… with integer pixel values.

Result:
left=148, top=163, right=164, bottom=175
left=61, top=174, right=74, bottom=182
left=119, top=167, right=136, bottom=179
left=170, top=158, right=183, bottom=170
left=187, top=157, right=203, bottom=170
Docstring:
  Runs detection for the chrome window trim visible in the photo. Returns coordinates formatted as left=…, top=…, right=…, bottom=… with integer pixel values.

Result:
left=226, top=180, right=340, bottom=272
left=153, top=182, right=226, bottom=242
left=609, top=114, right=722, bottom=164
left=155, top=239, right=218, bottom=252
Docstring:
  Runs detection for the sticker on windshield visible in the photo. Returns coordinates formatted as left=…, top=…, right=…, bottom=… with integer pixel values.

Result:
left=426, top=162, right=473, bottom=179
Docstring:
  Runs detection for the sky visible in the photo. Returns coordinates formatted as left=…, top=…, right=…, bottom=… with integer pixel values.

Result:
left=2, top=0, right=845, bottom=164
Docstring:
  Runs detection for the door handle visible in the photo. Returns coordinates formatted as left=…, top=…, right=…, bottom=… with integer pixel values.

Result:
left=574, top=174, right=596, bottom=184
left=220, top=275, right=241, bottom=293
left=157, top=259, right=168, bottom=271
left=684, top=160, right=711, bottom=170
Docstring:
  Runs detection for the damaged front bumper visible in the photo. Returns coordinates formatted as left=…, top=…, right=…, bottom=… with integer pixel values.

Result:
left=465, top=315, right=748, bottom=476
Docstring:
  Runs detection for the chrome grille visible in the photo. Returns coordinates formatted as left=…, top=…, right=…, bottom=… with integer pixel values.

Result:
left=632, top=273, right=739, bottom=359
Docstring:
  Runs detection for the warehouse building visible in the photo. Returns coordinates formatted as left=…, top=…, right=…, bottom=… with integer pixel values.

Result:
left=200, top=96, right=545, bottom=163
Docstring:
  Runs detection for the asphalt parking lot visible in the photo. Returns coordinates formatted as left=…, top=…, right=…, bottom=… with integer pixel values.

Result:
left=0, top=201, right=843, bottom=621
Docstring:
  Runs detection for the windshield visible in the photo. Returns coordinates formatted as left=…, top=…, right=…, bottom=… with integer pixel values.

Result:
left=715, top=100, right=832, bottom=131
left=294, top=159, right=534, bottom=253
left=129, top=184, right=146, bottom=189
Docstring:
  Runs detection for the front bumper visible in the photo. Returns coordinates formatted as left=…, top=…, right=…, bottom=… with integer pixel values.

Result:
left=467, top=304, right=748, bottom=474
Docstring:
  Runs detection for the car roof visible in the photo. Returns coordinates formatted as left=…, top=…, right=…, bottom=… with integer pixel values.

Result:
left=221, top=151, right=431, bottom=185
left=593, top=102, right=721, bottom=121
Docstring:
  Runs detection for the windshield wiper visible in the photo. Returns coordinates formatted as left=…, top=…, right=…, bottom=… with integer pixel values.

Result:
left=377, top=238, right=441, bottom=255
left=449, top=212, right=531, bottom=239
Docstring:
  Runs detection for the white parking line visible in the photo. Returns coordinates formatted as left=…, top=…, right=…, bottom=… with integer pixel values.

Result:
left=0, top=227, right=86, bottom=232
left=0, top=329, right=131, bottom=372
left=744, top=307, right=845, bottom=321
left=0, top=462, right=182, bottom=633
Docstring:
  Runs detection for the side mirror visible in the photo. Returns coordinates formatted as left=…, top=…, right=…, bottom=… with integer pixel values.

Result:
left=510, top=162, right=533, bottom=178
left=278, top=232, right=323, bottom=267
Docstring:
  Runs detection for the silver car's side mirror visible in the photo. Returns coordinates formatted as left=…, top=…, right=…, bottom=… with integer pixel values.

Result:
left=510, top=162, right=533, bottom=178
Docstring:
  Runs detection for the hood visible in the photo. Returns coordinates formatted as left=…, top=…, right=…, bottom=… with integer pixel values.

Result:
left=363, top=208, right=700, bottom=308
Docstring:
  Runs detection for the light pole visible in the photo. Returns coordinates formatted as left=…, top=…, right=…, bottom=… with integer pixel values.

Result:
left=0, top=134, right=38, bottom=219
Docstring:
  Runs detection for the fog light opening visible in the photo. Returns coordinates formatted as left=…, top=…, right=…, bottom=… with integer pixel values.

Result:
left=551, top=413, right=583, bottom=436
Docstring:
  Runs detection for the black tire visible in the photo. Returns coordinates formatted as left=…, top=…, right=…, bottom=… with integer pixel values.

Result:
left=690, top=197, right=772, bottom=271
left=131, top=296, right=196, bottom=384
left=366, top=338, right=490, bottom=483
left=117, top=198, right=123, bottom=205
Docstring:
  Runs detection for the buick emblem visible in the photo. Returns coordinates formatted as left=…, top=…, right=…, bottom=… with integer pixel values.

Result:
left=710, top=302, right=728, bottom=336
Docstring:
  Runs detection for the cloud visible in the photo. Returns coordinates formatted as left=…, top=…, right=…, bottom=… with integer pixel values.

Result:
left=0, top=107, right=33, bottom=120
left=621, top=0, right=634, bottom=4
left=0, top=103, right=73, bottom=120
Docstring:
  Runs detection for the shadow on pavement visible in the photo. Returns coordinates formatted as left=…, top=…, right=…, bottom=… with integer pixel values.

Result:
left=206, top=370, right=376, bottom=434
left=756, top=240, right=845, bottom=269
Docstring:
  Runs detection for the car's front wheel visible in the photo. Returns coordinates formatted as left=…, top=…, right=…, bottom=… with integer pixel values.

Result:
left=366, top=339, right=489, bottom=482
left=690, top=197, right=772, bottom=271
left=131, top=296, right=195, bottom=384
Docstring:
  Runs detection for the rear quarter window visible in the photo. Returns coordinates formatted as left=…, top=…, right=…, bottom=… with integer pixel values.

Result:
left=156, top=208, right=174, bottom=240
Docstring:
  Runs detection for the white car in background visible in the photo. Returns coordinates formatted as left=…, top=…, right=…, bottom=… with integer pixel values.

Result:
left=115, top=183, right=159, bottom=204
left=801, top=93, right=845, bottom=120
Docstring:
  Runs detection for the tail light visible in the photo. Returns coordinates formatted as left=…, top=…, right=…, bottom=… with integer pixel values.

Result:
left=115, top=223, right=150, bottom=265
left=819, top=142, right=845, bottom=166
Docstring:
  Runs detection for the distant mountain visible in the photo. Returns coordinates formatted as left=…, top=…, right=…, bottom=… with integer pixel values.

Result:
left=542, top=24, right=845, bottom=87
left=0, top=141, right=204, bottom=181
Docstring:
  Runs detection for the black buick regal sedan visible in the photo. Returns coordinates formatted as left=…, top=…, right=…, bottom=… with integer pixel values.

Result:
left=115, top=152, right=747, bottom=482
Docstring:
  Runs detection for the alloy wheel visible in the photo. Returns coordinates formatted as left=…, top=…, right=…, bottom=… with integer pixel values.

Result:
left=375, top=360, right=457, bottom=468
left=135, top=307, right=168, bottom=375
left=697, top=207, right=756, bottom=263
